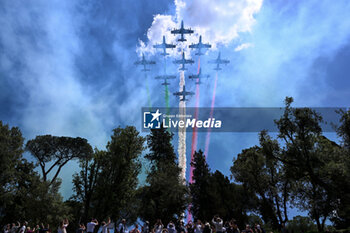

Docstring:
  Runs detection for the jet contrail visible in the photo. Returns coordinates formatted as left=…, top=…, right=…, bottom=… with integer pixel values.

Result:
left=187, top=57, right=201, bottom=223
left=178, top=70, right=187, bottom=183
left=204, top=71, right=218, bottom=158
left=189, top=57, right=201, bottom=183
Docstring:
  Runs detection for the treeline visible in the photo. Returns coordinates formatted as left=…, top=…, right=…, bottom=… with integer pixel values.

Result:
left=0, top=97, right=349, bottom=233
left=0, top=123, right=188, bottom=231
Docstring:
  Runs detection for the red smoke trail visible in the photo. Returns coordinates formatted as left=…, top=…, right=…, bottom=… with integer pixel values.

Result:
left=204, top=71, right=218, bottom=158
left=187, top=57, right=200, bottom=223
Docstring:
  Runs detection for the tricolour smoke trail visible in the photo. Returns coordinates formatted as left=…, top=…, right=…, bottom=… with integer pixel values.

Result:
left=189, top=57, right=201, bottom=183
left=187, top=57, right=201, bottom=223
left=204, top=71, right=218, bottom=158
left=178, top=70, right=187, bottom=183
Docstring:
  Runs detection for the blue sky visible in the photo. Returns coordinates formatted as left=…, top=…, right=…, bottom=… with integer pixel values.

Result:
left=1, top=0, right=350, bottom=219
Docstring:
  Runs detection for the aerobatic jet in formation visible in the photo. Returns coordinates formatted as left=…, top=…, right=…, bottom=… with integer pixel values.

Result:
left=153, top=36, right=176, bottom=56
left=188, top=68, right=210, bottom=85
left=134, top=53, right=156, bottom=71
left=208, top=52, right=230, bottom=71
left=189, top=35, right=212, bottom=56
left=171, top=20, right=194, bottom=42
left=173, top=85, right=194, bottom=101
left=155, top=75, right=176, bottom=86
left=173, top=52, right=194, bottom=71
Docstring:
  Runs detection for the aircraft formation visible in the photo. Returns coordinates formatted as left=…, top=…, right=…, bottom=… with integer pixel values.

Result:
left=134, top=20, right=230, bottom=102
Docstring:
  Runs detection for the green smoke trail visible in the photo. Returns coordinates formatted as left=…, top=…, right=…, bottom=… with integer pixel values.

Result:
left=145, top=72, right=152, bottom=111
left=165, top=83, right=169, bottom=109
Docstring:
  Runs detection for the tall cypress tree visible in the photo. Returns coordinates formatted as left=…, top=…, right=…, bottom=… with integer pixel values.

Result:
left=190, top=150, right=253, bottom=225
left=189, top=150, right=211, bottom=221
left=138, top=127, right=189, bottom=226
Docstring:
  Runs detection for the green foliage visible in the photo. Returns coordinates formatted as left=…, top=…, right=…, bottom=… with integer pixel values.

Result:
left=138, top=127, right=189, bottom=226
left=230, top=133, right=291, bottom=230
left=0, top=121, right=24, bottom=212
left=189, top=150, right=212, bottom=221
left=332, top=109, right=350, bottom=228
left=2, top=96, right=350, bottom=232
left=273, top=98, right=346, bottom=232
left=26, top=135, right=93, bottom=185
left=71, top=149, right=104, bottom=222
left=286, top=216, right=317, bottom=233
left=190, top=150, right=253, bottom=226
left=231, top=97, right=350, bottom=232
left=86, top=126, right=144, bottom=222
left=0, top=121, right=69, bottom=227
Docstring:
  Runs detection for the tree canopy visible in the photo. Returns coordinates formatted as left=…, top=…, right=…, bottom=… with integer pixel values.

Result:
left=1, top=96, right=350, bottom=232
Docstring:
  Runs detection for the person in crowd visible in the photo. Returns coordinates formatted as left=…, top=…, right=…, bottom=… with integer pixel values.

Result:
left=210, top=225, right=215, bottom=233
left=34, top=225, right=40, bottom=233
left=202, top=223, right=211, bottom=233
left=26, top=227, right=34, bottom=233
left=101, top=218, right=112, bottom=233
left=141, top=221, right=149, bottom=233
left=242, top=225, right=252, bottom=233
left=224, top=222, right=231, bottom=233
left=87, top=219, right=98, bottom=233
left=194, top=220, right=203, bottom=233
left=167, top=222, right=176, bottom=233
left=176, top=221, right=186, bottom=233
left=76, top=224, right=86, bottom=233
left=185, top=221, right=193, bottom=233
left=253, top=224, right=260, bottom=233
left=19, top=222, right=28, bottom=233
left=3, top=224, right=10, bottom=233
left=10, top=222, right=21, bottom=233
left=211, top=216, right=223, bottom=233
left=39, top=224, right=50, bottom=233
left=153, top=219, right=163, bottom=233
left=58, top=219, right=69, bottom=233
left=118, top=219, right=127, bottom=233
left=253, top=224, right=264, bottom=233
left=229, top=220, right=239, bottom=233
left=130, top=224, right=140, bottom=233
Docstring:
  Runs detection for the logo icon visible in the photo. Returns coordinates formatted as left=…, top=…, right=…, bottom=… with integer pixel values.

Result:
left=144, top=109, right=162, bottom=129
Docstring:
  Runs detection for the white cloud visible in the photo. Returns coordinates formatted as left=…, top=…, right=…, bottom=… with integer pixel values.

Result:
left=234, top=43, right=254, bottom=51
left=138, top=0, right=263, bottom=56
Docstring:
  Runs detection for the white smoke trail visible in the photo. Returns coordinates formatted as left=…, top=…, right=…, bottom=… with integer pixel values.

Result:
left=136, top=0, right=263, bottom=183
left=178, top=70, right=186, bottom=183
